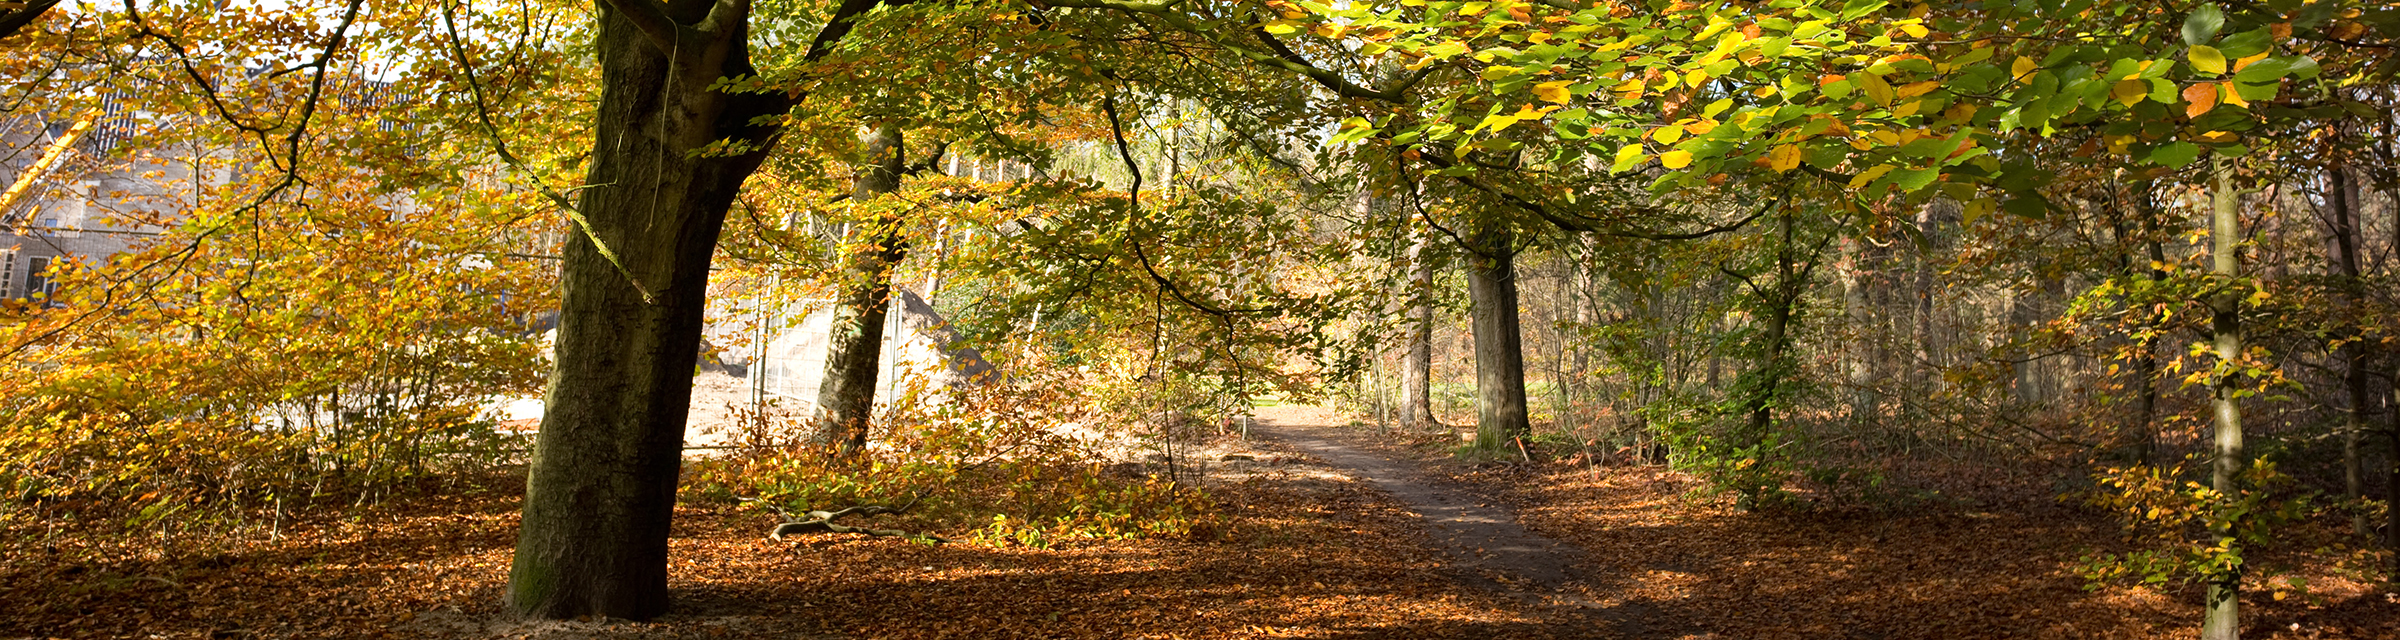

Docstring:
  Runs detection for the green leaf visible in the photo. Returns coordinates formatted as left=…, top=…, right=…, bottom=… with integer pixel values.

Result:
left=2148, top=141, right=2202, bottom=168
left=2002, top=193, right=2051, bottom=219
left=2188, top=46, right=2227, bottom=75
left=1610, top=144, right=1646, bottom=173
left=1889, top=166, right=1940, bottom=191
left=2182, top=4, right=2225, bottom=46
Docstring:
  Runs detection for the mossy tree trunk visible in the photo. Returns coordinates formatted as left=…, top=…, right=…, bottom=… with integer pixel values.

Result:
left=1465, top=220, right=1528, bottom=451
left=510, top=0, right=878, bottom=620
left=2201, top=156, right=2247, bottom=640
left=813, top=124, right=909, bottom=451
left=1400, top=215, right=1437, bottom=430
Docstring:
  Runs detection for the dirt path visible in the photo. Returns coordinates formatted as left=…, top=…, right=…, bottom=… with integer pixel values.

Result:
left=1245, top=406, right=1597, bottom=606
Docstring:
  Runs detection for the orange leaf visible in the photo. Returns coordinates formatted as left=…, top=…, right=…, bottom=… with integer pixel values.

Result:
left=2182, top=83, right=2218, bottom=118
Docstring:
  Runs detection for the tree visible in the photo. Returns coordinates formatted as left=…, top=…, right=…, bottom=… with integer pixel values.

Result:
left=0, top=0, right=57, bottom=42
left=2201, top=156, right=2247, bottom=640
left=507, top=0, right=882, bottom=619
left=811, top=123, right=908, bottom=451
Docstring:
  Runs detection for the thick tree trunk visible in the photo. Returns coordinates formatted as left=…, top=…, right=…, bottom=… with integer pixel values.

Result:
left=510, top=2, right=786, bottom=621
left=2202, top=157, right=2246, bottom=640
left=1465, top=222, right=1529, bottom=450
left=1400, top=217, right=1436, bottom=430
left=813, top=125, right=909, bottom=451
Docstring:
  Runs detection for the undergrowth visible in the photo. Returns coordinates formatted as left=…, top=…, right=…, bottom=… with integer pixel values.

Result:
left=683, top=380, right=1218, bottom=547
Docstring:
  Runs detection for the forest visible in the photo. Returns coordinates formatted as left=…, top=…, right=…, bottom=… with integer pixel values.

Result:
left=0, top=0, right=2396, bottom=638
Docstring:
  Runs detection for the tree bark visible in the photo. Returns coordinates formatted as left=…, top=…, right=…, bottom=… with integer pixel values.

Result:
left=1400, top=213, right=1436, bottom=431
left=2321, top=163, right=2372, bottom=539
left=2202, top=156, right=2246, bottom=640
left=1465, top=221, right=1529, bottom=450
left=2389, top=372, right=2399, bottom=580
left=510, top=0, right=788, bottom=620
left=1838, top=235, right=1877, bottom=428
left=2112, top=182, right=2168, bottom=465
left=813, top=124, right=909, bottom=451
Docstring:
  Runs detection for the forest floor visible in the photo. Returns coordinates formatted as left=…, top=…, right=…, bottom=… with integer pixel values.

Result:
left=5, top=405, right=2398, bottom=639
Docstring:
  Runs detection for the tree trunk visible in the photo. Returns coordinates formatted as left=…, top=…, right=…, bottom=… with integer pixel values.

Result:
left=1400, top=214, right=1436, bottom=430
left=2388, top=372, right=2399, bottom=580
left=2202, top=157, right=2246, bottom=640
left=510, top=1, right=787, bottom=620
left=1838, top=235, right=1877, bottom=428
left=1465, top=221, right=1529, bottom=450
left=2110, top=184, right=2166, bottom=465
left=2322, top=163, right=2372, bottom=539
left=813, top=124, right=909, bottom=451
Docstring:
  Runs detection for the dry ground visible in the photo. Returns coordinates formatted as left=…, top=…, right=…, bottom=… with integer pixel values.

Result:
left=5, top=405, right=2397, bottom=639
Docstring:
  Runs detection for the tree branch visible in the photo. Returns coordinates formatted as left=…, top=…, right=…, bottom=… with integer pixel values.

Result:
left=0, top=0, right=59, bottom=41
left=1044, top=0, right=1417, bottom=102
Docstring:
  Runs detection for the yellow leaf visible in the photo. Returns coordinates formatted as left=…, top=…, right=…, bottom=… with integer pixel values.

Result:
left=1848, top=164, right=1895, bottom=188
left=2234, top=51, right=2269, bottom=72
left=1895, top=81, right=1941, bottom=100
left=1612, top=79, right=1644, bottom=95
left=2188, top=45, right=2228, bottom=75
left=1900, top=24, right=1929, bottom=38
left=1858, top=73, right=1895, bottom=106
left=2218, top=81, right=2249, bottom=108
left=1652, top=124, right=1685, bottom=144
left=1659, top=150, right=1694, bottom=169
left=2182, top=83, right=2218, bottom=117
left=2011, top=56, right=2038, bottom=81
left=1685, top=120, right=1719, bottom=135
left=2112, top=78, right=2149, bottom=105
left=1610, top=144, right=1647, bottom=173
left=1532, top=80, right=1575, bottom=104
left=1686, top=70, right=1711, bottom=88
left=1891, top=100, right=1922, bottom=117
left=1768, top=144, right=1803, bottom=173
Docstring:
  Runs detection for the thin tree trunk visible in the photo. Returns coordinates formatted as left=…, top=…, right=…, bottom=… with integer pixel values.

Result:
left=2112, top=183, right=2166, bottom=465
left=1400, top=211, right=1436, bottom=430
left=2202, top=157, right=2247, bottom=640
left=814, top=125, right=909, bottom=451
left=1466, top=221, right=1529, bottom=450
left=2388, top=371, right=2399, bottom=580
left=511, top=1, right=789, bottom=620
left=1838, top=236, right=1876, bottom=427
left=2323, top=164, right=2372, bottom=538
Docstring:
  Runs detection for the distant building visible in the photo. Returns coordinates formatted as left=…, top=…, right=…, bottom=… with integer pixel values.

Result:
left=0, top=94, right=191, bottom=303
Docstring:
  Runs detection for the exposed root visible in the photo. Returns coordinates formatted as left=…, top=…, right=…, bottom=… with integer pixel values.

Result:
left=759, top=497, right=952, bottom=544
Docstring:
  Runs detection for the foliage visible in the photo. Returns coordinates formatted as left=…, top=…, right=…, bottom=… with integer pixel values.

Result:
left=2077, top=459, right=2324, bottom=594
left=684, top=363, right=1218, bottom=546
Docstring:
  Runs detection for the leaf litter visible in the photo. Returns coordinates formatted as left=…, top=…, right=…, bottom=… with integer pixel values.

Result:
left=6, top=405, right=2395, bottom=639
